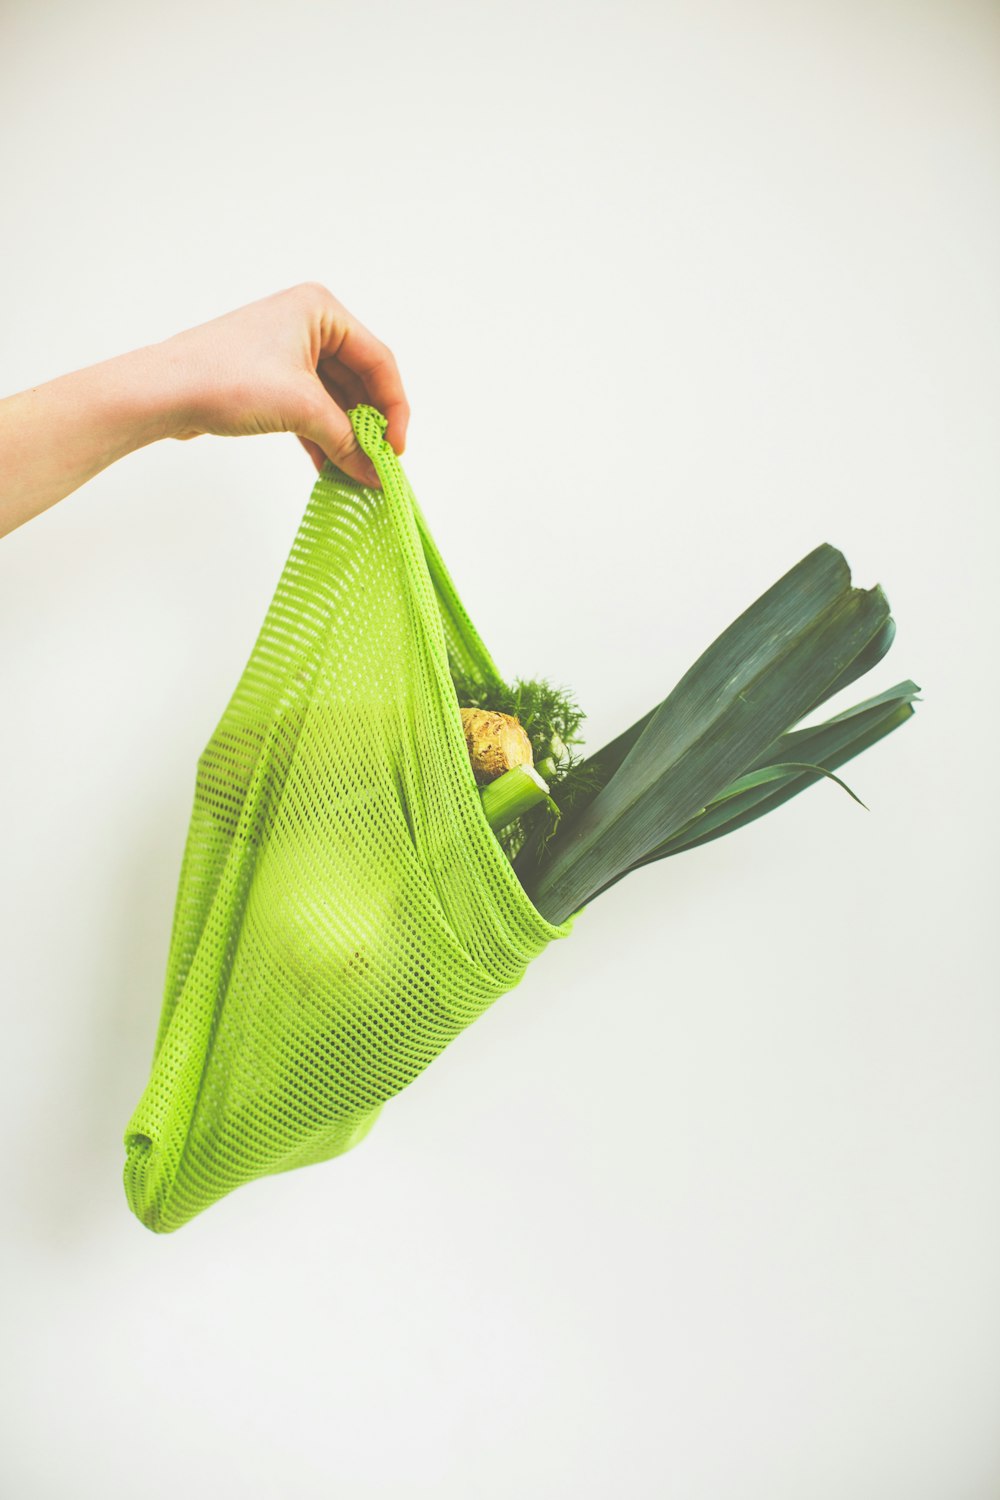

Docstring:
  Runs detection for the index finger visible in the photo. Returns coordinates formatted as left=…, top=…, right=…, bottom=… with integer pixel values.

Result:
left=322, top=313, right=410, bottom=457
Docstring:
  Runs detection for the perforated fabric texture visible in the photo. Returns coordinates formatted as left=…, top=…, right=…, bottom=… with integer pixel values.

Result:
left=123, top=406, right=578, bottom=1233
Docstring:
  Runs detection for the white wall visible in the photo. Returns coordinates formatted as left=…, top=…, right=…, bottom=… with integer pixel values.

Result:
left=1, top=2, right=997, bottom=1495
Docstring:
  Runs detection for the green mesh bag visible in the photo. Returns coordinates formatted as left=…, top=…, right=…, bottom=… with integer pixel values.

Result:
left=124, top=405, right=578, bottom=1233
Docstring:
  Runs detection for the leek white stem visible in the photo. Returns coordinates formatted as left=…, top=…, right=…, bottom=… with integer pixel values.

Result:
left=480, top=765, right=550, bottom=832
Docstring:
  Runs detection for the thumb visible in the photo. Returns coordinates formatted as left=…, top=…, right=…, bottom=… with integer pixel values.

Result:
left=299, top=387, right=382, bottom=490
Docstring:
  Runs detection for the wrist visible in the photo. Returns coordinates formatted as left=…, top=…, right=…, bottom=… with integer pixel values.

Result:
left=108, top=341, right=194, bottom=450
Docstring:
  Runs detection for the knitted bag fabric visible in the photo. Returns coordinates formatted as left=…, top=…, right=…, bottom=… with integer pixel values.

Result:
left=123, top=406, right=578, bottom=1233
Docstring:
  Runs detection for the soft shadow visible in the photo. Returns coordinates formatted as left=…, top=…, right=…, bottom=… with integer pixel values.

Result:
left=19, top=782, right=189, bottom=1247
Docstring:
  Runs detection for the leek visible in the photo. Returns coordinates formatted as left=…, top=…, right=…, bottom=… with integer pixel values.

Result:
left=473, top=544, right=920, bottom=924
left=480, top=764, right=551, bottom=832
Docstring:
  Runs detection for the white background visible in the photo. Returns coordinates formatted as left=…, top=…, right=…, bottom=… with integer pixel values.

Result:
left=1, top=1, right=998, bottom=1495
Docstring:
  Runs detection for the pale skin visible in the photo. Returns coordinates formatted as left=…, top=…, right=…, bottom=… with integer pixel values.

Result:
left=0, top=282, right=411, bottom=539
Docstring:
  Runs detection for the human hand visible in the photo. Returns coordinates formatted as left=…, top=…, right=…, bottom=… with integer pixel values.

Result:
left=157, top=282, right=410, bottom=489
left=0, top=283, right=409, bottom=537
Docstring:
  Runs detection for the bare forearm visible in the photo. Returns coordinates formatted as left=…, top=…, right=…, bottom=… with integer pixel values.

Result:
left=0, top=344, right=183, bottom=537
